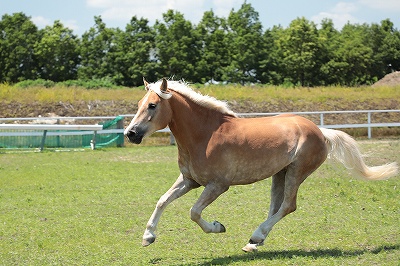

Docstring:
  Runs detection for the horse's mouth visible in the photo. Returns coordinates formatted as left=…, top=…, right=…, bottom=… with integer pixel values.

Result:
left=130, top=137, right=143, bottom=144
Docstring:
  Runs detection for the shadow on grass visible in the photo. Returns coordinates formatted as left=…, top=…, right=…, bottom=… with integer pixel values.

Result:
left=181, top=244, right=399, bottom=266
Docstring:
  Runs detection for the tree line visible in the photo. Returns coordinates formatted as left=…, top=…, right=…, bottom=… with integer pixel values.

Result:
left=1, top=3, right=399, bottom=87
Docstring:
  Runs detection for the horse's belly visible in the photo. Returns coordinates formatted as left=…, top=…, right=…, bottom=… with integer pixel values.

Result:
left=226, top=151, right=291, bottom=185
left=186, top=148, right=293, bottom=186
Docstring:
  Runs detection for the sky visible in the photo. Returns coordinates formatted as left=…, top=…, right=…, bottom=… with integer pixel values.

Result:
left=1, top=0, right=400, bottom=36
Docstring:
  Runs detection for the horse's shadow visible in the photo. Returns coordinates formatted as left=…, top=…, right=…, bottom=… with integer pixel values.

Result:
left=181, top=244, right=399, bottom=266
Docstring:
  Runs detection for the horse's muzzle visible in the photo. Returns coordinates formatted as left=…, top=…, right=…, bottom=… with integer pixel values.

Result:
left=125, top=129, right=144, bottom=144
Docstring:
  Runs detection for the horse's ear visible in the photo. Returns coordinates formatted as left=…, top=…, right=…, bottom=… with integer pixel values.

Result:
left=143, top=77, right=149, bottom=91
left=161, top=78, right=168, bottom=92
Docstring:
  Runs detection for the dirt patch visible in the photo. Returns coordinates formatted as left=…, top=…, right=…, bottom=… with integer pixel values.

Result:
left=1, top=98, right=398, bottom=120
left=372, top=71, right=400, bottom=87
left=0, top=100, right=134, bottom=118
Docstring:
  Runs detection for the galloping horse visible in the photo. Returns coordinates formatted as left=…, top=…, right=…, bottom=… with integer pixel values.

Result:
left=124, top=78, right=398, bottom=252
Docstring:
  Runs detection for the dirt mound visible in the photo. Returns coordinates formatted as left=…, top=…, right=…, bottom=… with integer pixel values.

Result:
left=372, top=71, right=400, bottom=87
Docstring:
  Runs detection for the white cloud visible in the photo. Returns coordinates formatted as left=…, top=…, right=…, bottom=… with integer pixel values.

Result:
left=358, top=0, right=400, bottom=11
left=312, top=12, right=360, bottom=29
left=31, top=16, right=79, bottom=32
left=212, top=0, right=241, bottom=18
left=311, top=2, right=361, bottom=29
left=31, top=16, right=52, bottom=28
left=332, top=2, right=357, bottom=13
left=86, top=0, right=208, bottom=24
left=62, top=20, right=80, bottom=32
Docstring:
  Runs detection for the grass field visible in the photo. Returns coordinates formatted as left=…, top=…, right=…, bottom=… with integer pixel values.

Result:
left=1, top=83, right=399, bottom=104
left=0, top=140, right=399, bottom=265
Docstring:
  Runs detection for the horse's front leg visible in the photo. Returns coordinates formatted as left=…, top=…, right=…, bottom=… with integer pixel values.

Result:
left=142, top=174, right=199, bottom=246
left=190, top=182, right=229, bottom=234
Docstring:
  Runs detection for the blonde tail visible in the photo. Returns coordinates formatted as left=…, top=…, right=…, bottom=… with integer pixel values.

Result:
left=319, top=128, right=398, bottom=180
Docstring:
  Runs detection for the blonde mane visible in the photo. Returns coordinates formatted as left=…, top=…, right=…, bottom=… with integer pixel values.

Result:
left=149, top=80, right=237, bottom=117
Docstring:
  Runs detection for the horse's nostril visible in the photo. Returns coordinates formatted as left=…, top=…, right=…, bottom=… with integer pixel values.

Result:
left=126, top=130, right=136, bottom=138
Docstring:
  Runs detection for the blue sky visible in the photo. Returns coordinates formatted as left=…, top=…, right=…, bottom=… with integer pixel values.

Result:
left=1, top=0, right=399, bottom=36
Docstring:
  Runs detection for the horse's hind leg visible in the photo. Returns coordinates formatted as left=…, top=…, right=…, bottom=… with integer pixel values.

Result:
left=268, top=169, right=286, bottom=218
left=190, top=182, right=229, bottom=234
left=242, top=166, right=304, bottom=252
left=142, top=174, right=199, bottom=246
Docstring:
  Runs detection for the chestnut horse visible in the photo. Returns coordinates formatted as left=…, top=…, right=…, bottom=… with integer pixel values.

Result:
left=124, top=78, right=398, bottom=252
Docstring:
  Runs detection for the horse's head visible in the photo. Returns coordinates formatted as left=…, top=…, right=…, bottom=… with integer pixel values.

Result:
left=124, top=78, right=173, bottom=144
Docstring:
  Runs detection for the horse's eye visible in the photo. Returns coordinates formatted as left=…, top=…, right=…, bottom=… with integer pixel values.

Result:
left=148, top=103, right=157, bottom=110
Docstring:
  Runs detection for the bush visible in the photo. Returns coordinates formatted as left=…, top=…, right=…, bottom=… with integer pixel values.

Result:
left=14, top=79, right=55, bottom=88
left=59, top=78, right=122, bottom=89
left=14, top=78, right=123, bottom=90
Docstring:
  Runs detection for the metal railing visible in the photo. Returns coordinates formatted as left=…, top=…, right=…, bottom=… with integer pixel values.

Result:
left=238, top=110, right=400, bottom=139
left=0, top=110, right=399, bottom=150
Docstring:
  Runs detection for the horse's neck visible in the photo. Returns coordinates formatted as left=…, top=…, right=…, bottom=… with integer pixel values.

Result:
left=168, top=93, right=224, bottom=148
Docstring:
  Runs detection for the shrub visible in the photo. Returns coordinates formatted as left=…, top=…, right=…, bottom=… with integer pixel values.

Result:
left=14, top=79, right=55, bottom=88
left=58, top=78, right=122, bottom=89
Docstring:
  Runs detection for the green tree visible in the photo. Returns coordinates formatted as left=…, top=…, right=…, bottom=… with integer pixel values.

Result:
left=78, top=16, right=120, bottom=82
left=278, top=17, right=320, bottom=86
left=223, top=2, right=263, bottom=84
left=114, top=16, right=157, bottom=86
left=338, top=23, right=373, bottom=85
left=318, top=18, right=346, bottom=85
left=34, top=20, right=80, bottom=81
left=258, top=25, right=285, bottom=85
left=368, top=19, right=400, bottom=80
left=154, top=10, right=200, bottom=81
left=195, top=10, right=229, bottom=83
left=0, top=12, right=39, bottom=82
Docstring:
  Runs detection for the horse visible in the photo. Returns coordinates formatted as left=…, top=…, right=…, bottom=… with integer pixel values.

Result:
left=124, top=78, right=398, bottom=252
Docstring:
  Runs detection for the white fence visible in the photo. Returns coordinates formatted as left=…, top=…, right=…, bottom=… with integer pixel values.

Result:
left=238, top=110, right=400, bottom=139
left=0, top=110, right=399, bottom=150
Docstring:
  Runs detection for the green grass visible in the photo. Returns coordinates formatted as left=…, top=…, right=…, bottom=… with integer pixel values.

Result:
left=1, top=82, right=399, bottom=104
left=0, top=83, right=145, bottom=103
left=199, top=84, right=400, bottom=103
left=0, top=140, right=399, bottom=265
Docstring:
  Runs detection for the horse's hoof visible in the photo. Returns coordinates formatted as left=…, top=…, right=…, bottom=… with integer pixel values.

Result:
left=142, top=237, right=155, bottom=247
left=249, top=239, right=264, bottom=246
left=242, top=243, right=258, bottom=252
left=213, top=221, right=226, bottom=233
left=242, top=239, right=264, bottom=252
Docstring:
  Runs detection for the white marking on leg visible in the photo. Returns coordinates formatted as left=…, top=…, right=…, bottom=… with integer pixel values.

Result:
left=142, top=174, right=196, bottom=246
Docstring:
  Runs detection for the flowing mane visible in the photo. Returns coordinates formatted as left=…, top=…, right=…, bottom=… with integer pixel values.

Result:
left=148, top=80, right=237, bottom=117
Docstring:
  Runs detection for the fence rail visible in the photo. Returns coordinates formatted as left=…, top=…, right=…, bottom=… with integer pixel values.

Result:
left=0, top=110, right=399, bottom=150
left=238, top=110, right=400, bottom=139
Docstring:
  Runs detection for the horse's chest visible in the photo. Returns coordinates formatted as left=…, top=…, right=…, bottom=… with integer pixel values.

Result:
left=178, top=153, right=217, bottom=185
left=179, top=160, right=208, bottom=185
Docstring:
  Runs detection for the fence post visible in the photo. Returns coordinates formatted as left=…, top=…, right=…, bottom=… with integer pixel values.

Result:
left=367, top=112, right=372, bottom=139
left=56, top=119, right=60, bottom=147
left=116, top=116, right=125, bottom=147
left=320, top=113, right=324, bottom=127
left=40, top=130, right=47, bottom=152
left=91, top=131, right=97, bottom=150
left=169, top=132, right=176, bottom=145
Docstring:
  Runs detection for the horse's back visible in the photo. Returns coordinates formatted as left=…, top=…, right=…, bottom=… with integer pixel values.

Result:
left=230, top=114, right=324, bottom=143
left=238, top=114, right=328, bottom=158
